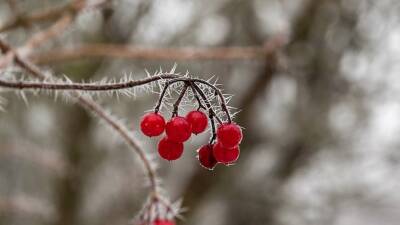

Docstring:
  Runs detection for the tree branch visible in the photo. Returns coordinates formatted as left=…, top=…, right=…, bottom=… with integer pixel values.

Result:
left=32, top=45, right=270, bottom=63
left=0, top=14, right=73, bottom=68
left=0, top=0, right=111, bottom=33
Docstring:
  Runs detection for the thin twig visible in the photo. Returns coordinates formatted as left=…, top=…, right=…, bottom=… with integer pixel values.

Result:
left=0, top=14, right=73, bottom=68
left=165, top=78, right=232, bottom=123
left=0, top=0, right=113, bottom=69
left=0, top=1, right=74, bottom=32
left=189, top=84, right=206, bottom=110
left=0, top=0, right=111, bottom=33
left=172, top=82, right=189, bottom=117
left=153, top=78, right=192, bottom=113
left=209, top=115, right=217, bottom=144
left=191, top=82, right=222, bottom=124
left=190, top=82, right=217, bottom=143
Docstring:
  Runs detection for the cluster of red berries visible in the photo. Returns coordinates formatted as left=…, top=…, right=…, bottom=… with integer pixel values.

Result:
left=140, top=110, right=242, bottom=170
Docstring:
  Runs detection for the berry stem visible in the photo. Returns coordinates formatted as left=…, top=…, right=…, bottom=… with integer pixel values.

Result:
left=191, top=82, right=219, bottom=144
left=172, top=82, right=189, bottom=117
left=209, top=115, right=217, bottom=144
left=153, top=78, right=185, bottom=113
left=154, top=80, right=171, bottom=113
left=191, top=82, right=222, bottom=124
left=158, top=78, right=233, bottom=123
left=189, top=83, right=206, bottom=110
left=192, top=79, right=232, bottom=123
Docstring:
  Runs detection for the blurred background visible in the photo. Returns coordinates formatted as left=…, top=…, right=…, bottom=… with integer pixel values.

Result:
left=1, top=0, right=400, bottom=225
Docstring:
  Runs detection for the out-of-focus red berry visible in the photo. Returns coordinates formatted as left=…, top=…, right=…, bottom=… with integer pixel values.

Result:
left=212, top=142, right=240, bottom=164
left=140, top=112, right=165, bottom=137
left=158, top=137, right=184, bottom=161
left=216, top=123, right=242, bottom=148
left=153, top=219, right=176, bottom=225
left=186, top=110, right=208, bottom=134
left=165, top=116, right=192, bottom=142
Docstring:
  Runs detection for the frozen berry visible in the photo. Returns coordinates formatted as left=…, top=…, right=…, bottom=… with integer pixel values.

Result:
left=140, top=112, right=165, bottom=137
left=154, top=220, right=175, bottom=225
left=158, top=137, right=184, bottom=161
left=212, top=142, right=240, bottom=164
left=197, top=144, right=217, bottom=170
left=166, top=116, right=192, bottom=142
left=186, top=110, right=208, bottom=134
left=217, top=123, right=242, bottom=148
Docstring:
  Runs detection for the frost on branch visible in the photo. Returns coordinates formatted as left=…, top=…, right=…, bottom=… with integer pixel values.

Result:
left=150, top=68, right=239, bottom=122
left=134, top=193, right=183, bottom=225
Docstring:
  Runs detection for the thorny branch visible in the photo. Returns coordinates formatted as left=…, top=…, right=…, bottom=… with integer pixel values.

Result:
left=0, top=73, right=179, bottom=91
left=0, top=69, right=234, bottom=143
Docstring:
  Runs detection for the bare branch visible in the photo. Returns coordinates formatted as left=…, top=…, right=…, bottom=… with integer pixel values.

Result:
left=0, top=73, right=235, bottom=125
left=0, top=14, right=73, bottom=68
left=0, top=0, right=111, bottom=32
left=0, top=1, right=73, bottom=32
left=30, top=34, right=287, bottom=63
left=33, top=44, right=270, bottom=63
left=0, top=74, right=179, bottom=91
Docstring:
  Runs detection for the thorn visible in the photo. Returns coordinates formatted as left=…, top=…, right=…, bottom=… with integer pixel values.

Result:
left=19, top=91, right=29, bottom=106
left=170, top=63, right=178, bottom=74
left=145, top=69, right=151, bottom=78
left=206, top=75, right=215, bottom=83
left=184, top=70, right=189, bottom=77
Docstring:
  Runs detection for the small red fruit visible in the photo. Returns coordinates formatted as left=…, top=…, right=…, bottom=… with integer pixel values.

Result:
left=197, top=144, right=217, bottom=170
left=186, top=110, right=208, bottom=134
left=165, top=116, right=192, bottom=142
left=217, top=123, right=242, bottom=148
left=154, top=219, right=175, bottom=225
left=212, top=142, right=240, bottom=164
left=158, top=137, right=184, bottom=161
left=140, top=112, right=165, bottom=137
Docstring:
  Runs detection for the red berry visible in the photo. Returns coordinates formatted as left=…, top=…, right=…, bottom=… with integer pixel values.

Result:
left=212, top=142, right=240, bottom=164
left=197, top=144, right=217, bottom=170
left=140, top=112, right=165, bottom=137
left=217, top=123, right=242, bottom=148
left=154, top=220, right=175, bottom=225
left=158, top=137, right=184, bottom=161
left=165, top=116, right=192, bottom=142
left=186, top=110, right=208, bottom=134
